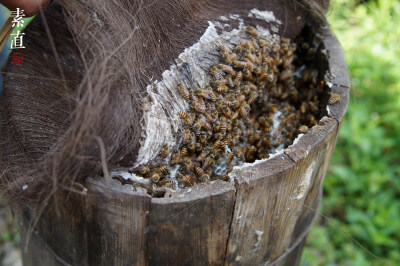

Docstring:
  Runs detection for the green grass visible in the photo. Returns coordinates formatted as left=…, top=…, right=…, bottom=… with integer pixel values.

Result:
left=302, top=0, right=400, bottom=265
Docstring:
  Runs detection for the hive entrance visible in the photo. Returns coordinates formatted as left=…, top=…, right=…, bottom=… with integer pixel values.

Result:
left=116, top=24, right=328, bottom=190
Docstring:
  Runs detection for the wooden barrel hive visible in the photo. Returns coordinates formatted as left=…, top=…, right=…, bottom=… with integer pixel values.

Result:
left=18, top=22, right=350, bottom=265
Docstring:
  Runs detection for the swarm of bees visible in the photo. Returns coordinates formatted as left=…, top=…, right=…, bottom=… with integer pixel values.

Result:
left=133, top=25, right=331, bottom=189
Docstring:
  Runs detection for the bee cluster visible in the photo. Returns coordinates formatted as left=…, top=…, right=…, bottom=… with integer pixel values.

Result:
left=133, top=25, right=328, bottom=189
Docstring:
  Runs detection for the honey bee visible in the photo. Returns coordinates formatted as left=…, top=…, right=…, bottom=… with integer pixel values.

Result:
left=199, top=131, right=208, bottom=145
left=258, top=39, right=268, bottom=47
left=308, top=115, right=317, bottom=127
left=202, top=157, right=215, bottom=169
left=194, top=88, right=210, bottom=100
left=281, top=37, right=290, bottom=45
left=239, top=106, right=248, bottom=119
left=212, top=120, right=220, bottom=132
left=266, top=73, right=274, bottom=83
left=271, top=42, right=280, bottom=54
left=316, top=80, right=325, bottom=93
left=178, top=111, right=191, bottom=123
left=220, top=118, right=227, bottom=134
left=237, top=39, right=252, bottom=51
left=246, top=129, right=255, bottom=143
left=176, top=172, right=185, bottom=179
left=218, top=64, right=236, bottom=75
left=218, top=45, right=229, bottom=56
left=193, top=101, right=206, bottom=113
left=300, top=42, right=310, bottom=51
left=214, top=132, right=223, bottom=141
left=246, top=145, right=257, bottom=155
left=183, top=158, right=194, bottom=172
left=227, top=152, right=234, bottom=164
left=274, top=137, right=284, bottom=147
left=269, top=104, right=279, bottom=114
left=210, top=78, right=227, bottom=88
left=246, top=25, right=259, bottom=37
left=213, top=139, right=223, bottom=150
left=247, top=82, right=258, bottom=91
left=222, top=138, right=229, bottom=147
left=235, top=71, right=243, bottom=87
left=180, top=146, right=188, bottom=157
left=228, top=99, right=240, bottom=109
left=170, top=149, right=180, bottom=166
left=159, top=143, right=169, bottom=159
left=196, top=146, right=211, bottom=161
left=199, top=174, right=210, bottom=182
left=193, top=123, right=202, bottom=137
left=180, top=175, right=196, bottom=187
left=283, top=55, right=293, bottom=69
left=217, top=85, right=229, bottom=93
left=226, top=75, right=234, bottom=88
left=246, top=60, right=256, bottom=72
left=182, top=128, right=191, bottom=143
left=243, top=68, right=255, bottom=82
left=230, top=111, right=239, bottom=120
left=308, top=101, right=318, bottom=112
left=279, top=69, right=293, bottom=81
left=138, top=166, right=150, bottom=176
left=236, top=95, right=246, bottom=104
left=259, top=67, right=268, bottom=82
left=195, top=143, right=203, bottom=152
left=195, top=166, right=205, bottom=177
left=307, top=47, right=317, bottom=56
left=233, top=127, right=242, bottom=138
left=220, top=173, right=229, bottom=182
left=178, top=84, right=190, bottom=100
left=241, top=85, right=251, bottom=96
left=206, top=88, right=217, bottom=102
left=250, top=38, right=260, bottom=51
left=328, top=93, right=341, bottom=104
left=210, top=65, right=224, bottom=80
left=245, top=52, right=258, bottom=63
left=226, top=120, right=233, bottom=132
left=187, top=141, right=196, bottom=152
left=233, top=60, right=247, bottom=69
left=258, top=116, right=269, bottom=127
left=253, top=67, right=261, bottom=76
left=223, top=53, right=238, bottom=65
left=156, top=165, right=168, bottom=174
left=305, top=69, right=318, bottom=85
left=298, top=125, right=309, bottom=133
left=150, top=172, right=160, bottom=183
left=159, top=180, right=176, bottom=189
left=221, top=105, right=232, bottom=118
left=300, top=102, right=308, bottom=114
left=219, top=146, right=227, bottom=156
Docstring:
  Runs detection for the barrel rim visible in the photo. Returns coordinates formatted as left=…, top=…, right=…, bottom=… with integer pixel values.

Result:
left=87, top=25, right=350, bottom=203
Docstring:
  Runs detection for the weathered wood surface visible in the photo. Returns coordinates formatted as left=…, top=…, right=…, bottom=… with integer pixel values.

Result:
left=84, top=179, right=151, bottom=266
left=147, top=181, right=235, bottom=266
left=225, top=118, right=338, bottom=265
left=21, top=190, right=87, bottom=266
left=19, top=22, right=349, bottom=266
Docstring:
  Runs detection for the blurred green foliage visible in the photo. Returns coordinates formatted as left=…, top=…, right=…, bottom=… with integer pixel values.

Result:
left=302, top=0, right=400, bottom=265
